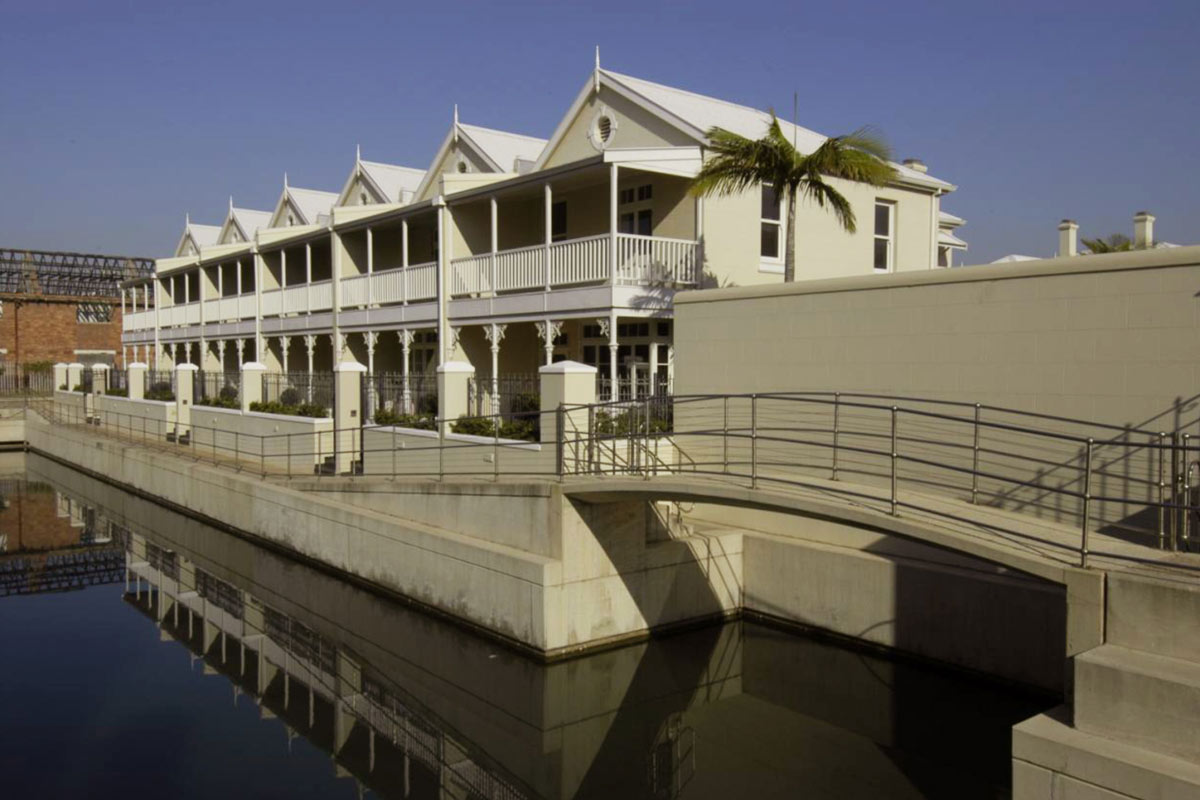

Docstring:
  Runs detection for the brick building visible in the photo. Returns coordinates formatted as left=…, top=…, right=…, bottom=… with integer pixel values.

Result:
left=0, top=249, right=153, bottom=368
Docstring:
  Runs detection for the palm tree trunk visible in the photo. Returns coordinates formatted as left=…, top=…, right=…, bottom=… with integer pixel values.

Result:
left=784, top=184, right=797, bottom=282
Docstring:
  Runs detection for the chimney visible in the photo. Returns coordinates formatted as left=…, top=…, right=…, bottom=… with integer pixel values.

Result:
left=1133, top=211, right=1155, bottom=249
left=1058, top=219, right=1078, bottom=257
left=902, top=158, right=928, bottom=174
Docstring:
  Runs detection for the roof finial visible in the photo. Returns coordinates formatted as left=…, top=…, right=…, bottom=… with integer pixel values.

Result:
left=594, top=46, right=601, bottom=93
left=185, top=212, right=190, bottom=227
left=356, top=143, right=361, bottom=163
left=284, top=171, right=289, bottom=190
left=229, top=195, right=234, bottom=213
left=453, top=104, right=459, bottom=144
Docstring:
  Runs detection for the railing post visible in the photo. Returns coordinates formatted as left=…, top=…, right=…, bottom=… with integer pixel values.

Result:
left=587, top=404, right=595, bottom=474
left=971, top=403, right=981, bottom=504
left=286, top=433, right=292, bottom=479
left=1157, top=432, right=1167, bottom=549
left=1170, top=432, right=1179, bottom=551
left=493, top=413, right=500, bottom=482
left=1081, top=437, right=1094, bottom=567
left=831, top=392, right=840, bottom=480
left=723, top=396, right=729, bottom=474
left=556, top=405, right=565, bottom=477
left=750, top=394, right=758, bottom=489
left=890, top=406, right=899, bottom=516
left=391, top=426, right=397, bottom=480
left=1183, top=433, right=1192, bottom=546
left=643, top=394, right=652, bottom=479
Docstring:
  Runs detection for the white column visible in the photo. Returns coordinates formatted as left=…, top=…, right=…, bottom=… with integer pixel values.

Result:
left=366, top=227, right=374, bottom=307
left=304, top=334, right=316, bottom=376
left=216, top=339, right=227, bottom=371
left=217, top=263, right=224, bottom=298
left=121, top=288, right=127, bottom=317
left=484, top=323, right=506, bottom=418
left=280, top=336, right=291, bottom=373
left=399, top=329, right=413, bottom=413
left=184, top=271, right=190, bottom=304
left=364, top=331, right=378, bottom=420
left=333, top=362, right=366, bottom=474
left=649, top=334, right=659, bottom=396
left=537, top=319, right=562, bottom=366
left=235, top=338, right=246, bottom=368
left=609, top=162, right=619, bottom=285
left=436, top=203, right=447, bottom=366
left=236, top=259, right=243, bottom=296
left=401, top=218, right=409, bottom=306
left=543, top=183, right=552, bottom=291
left=489, top=196, right=498, bottom=296
left=253, top=252, right=264, bottom=359
left=305, top=243, right=312, bottom=314
left=604, top=313, right=617, bottom=403
left=281, top=249, right=288, bottom=291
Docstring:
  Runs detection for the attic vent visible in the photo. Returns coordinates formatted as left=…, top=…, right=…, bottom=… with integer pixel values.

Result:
left=456, top=160, right=469, bottom=174
left=588, top=108, right=618, bottom=151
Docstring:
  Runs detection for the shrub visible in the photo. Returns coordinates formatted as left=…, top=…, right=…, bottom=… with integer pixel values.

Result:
left=198, top=395, right=238, bottom=409
left=58, top=383, right=67, bottom=391
left=146, top=382, right=174, bottom=401
left=372, top=407, right=436, bottom=430
left=248, top=400, right=327, bottom=418
left=500, top=419, right=537, bottom=442
left=450, top=415, right=496, bottom=437
left=105, top=387, right=128, bottom=397
left=24, top=361, right=53, bottom=373
left=218, top=385, right=238, bottom=402
left=279, top=388, right=302, bottom=406
left=71, top=384, right=84, bottom=393
left=416, top=394, right=438, bottom=416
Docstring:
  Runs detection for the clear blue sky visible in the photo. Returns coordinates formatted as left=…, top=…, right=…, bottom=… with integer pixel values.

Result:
left=1, top=0, right=1197, bottom=264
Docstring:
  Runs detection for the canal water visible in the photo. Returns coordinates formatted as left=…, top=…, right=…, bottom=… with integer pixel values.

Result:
left=0, top=453, right=1051, bottom=799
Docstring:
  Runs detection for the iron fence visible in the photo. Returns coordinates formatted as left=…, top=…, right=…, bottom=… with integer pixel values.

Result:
left=596, top=373, right=672, bottom=402
left=261, top=372, right=333, bottom=414
left=368, top=372, right=437, bottom=419
left=195, top=370, right=241, bottom=406
left=467, top=373, right=540, bottom=419
left=0, top=365, right=55, bottom=395
left=145, top=370, right=175, bottom=400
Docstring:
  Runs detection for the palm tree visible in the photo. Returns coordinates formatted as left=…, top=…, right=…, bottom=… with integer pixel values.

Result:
left=1081, top=233, right=1132, bottom=254
left=690, top=113, right=897, bottom=282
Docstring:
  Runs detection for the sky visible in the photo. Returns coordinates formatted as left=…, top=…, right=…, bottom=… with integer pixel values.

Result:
left=1, top=0, right=1197, bottom=264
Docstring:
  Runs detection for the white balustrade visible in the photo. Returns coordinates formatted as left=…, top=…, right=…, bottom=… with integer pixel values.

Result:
left=407, top=262, right=437, bottom=301
left=371, top=269, right=404, bottom=305
left=282, top=285, right=308, bottom=314
left=237, top=294, right=256, bottom=319
left=549, top=234, right=609, bottom=287
left=450, top=254, right=492, bottom=298
left=615, top=233, right=699, bottom=286
left=341, top=274, right=369, bottom=308
left=261, top=289, right=281, bottom=317
left=495, top=244, right=545, bottom=292
left=183, top=303, right=200, bottom=325
left=308, top=280, right=332, bottom=312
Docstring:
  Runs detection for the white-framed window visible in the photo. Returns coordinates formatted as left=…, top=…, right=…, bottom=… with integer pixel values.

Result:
left=618, top=183, right=653, bottom=236
left=761, top=185, right=782, bottom=260
left=874, top=200, right=895, bottom=272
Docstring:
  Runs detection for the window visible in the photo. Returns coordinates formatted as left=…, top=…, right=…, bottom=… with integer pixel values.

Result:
left=873, top=201, right=895, bottom=271
left=619, top=188, right=635, bottom=204
left=551, top=201, right=567, bottom=241
left=77, top=303, right=113, bottom=324
left=618, top=209, right=652, bottom=235
left=761, top=185, right=781, bottom=259
left=597, top=116, right=613, bottom=143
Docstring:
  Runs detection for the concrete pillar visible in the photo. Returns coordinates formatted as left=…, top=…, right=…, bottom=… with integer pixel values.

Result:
left=129, top=362, right=147, bottom=400
left=240, top=362, right=266, bottom=412
left=67, top=363, right=84, bottom=392
left=539, top=361, right=597, bottom=444
left=1134, top=210, right=1155, bottom=249
left=1058, top=219, right=1078, bottom=257
left=53, top=362, right=68, bottom=391
left=175, top=364, right=197, bottom=439
left=333, top=361, right=366, bottom=474
left=436, top=361, right=474, bottom=436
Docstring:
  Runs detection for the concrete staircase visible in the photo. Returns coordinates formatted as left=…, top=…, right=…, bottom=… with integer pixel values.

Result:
left=1013, top=569, right=1200, bottom=798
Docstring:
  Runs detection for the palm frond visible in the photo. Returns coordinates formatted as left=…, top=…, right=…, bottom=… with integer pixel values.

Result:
left=800, top=180, right=856, bottom=232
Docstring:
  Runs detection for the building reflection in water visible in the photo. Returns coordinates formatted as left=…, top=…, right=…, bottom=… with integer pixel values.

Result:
left=16, top=453, right=1046, bottom=799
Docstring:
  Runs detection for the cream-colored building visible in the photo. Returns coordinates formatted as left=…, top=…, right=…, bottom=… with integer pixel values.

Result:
left=121, top=64, right=965, bottom=409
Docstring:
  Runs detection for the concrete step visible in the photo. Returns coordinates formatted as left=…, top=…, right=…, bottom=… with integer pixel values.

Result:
left=1074, top=644, right=1200, bottom=764
left=1013, top=706, right=1200, bottom=799
left=1107, top=571, right=1200, bottom=665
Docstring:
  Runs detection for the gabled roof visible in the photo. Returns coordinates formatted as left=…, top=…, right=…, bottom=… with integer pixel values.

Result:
left=536, top=68, right=955, bottom=191
left=219, top=205, right=273, bottom=245
left=939, top=210, right=966, bottom=228
left=269, top=181, right=339, bottom=228
left=413, top=118, right=548, bottom=200
left=991, top=254, right=1040, bottom=263
left=337, top=152, right=426, bottom=206
left=938, top=230, right=968, bottom=248
left=174, top=221, right=221, bottom=257
left=457, top=124, right=547, bottom=172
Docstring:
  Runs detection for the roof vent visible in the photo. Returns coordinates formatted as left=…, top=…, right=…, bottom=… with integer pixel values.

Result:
left=902, top=158, right=928, bottom=174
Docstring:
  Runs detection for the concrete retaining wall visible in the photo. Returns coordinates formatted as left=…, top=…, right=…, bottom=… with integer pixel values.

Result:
left=95, top=394, right=176, bottom=438
left=361, top=425, right=551, bottom=478
left=190, top=405, right=333, bottom=472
